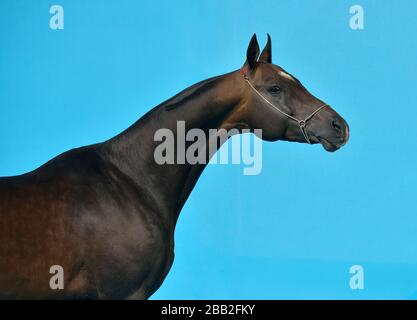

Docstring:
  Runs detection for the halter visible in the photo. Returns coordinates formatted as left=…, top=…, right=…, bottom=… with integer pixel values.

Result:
left=240, top=68, right=328, bottom=144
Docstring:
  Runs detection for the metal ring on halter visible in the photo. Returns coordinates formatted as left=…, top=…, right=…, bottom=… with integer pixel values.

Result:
left=240, top=68, right=328, bottom=144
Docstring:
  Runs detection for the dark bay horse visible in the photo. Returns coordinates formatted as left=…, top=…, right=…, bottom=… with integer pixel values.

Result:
left=0, top=34, right=349, bottom=299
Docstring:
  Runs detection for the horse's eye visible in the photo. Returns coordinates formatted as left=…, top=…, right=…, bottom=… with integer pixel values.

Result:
left=268, top=86, right=282, bottom=94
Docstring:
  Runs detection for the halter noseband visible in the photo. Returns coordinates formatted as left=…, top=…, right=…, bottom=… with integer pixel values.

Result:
left=240, top=67, right=328, bottom=144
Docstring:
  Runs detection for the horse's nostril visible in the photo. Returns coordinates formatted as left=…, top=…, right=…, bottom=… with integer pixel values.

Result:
left=332, top=120, right=342, bottom=133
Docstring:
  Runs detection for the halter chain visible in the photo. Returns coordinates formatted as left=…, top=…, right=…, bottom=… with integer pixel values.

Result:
left=241, top=69, right=328, bottom=144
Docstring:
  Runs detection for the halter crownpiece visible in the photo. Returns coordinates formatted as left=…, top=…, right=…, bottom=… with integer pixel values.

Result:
left=240, top=67, right=328, bottom=144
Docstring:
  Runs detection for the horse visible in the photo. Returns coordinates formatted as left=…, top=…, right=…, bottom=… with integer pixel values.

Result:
left=0, top=34, right=349, bottom=299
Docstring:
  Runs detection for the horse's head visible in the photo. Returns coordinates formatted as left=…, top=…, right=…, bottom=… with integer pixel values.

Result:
left=240, top=34, right=349, bottom=152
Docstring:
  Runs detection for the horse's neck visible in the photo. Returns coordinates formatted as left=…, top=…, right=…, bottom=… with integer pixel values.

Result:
left=101, top=71, right=244, bottom=226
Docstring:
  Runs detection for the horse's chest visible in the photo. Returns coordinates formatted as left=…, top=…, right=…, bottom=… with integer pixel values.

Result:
left=87, top=212, right=174, bottom=298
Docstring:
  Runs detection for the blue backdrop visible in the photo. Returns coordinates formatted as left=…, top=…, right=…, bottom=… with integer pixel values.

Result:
left=1, top=0, right=417, bottom=299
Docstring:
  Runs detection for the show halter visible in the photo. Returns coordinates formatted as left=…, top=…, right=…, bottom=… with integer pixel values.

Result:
left=240, top=67, right=328, bottom=144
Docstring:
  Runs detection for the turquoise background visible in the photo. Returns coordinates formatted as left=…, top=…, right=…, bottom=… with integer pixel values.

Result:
left=1, top=0, right=417, bottom=299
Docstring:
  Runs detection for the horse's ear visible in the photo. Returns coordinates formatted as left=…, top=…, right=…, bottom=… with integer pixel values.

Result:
left=245, top=34, right=260, bottom=70
left=259, top=34, right=272, bottom=64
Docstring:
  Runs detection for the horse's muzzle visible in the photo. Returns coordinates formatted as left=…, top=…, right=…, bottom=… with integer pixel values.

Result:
left=318, top=118, right=349, bottom=152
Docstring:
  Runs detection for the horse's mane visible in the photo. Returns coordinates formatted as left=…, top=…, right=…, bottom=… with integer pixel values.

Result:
left=163, top=74, right=225, bottom=111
